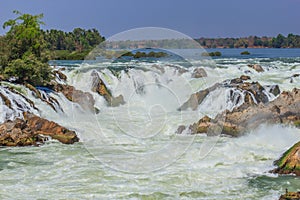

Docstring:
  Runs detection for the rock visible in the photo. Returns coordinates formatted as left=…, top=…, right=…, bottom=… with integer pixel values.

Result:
left=176, top=125, right=186, bottom=134
left=52, top=83, right=95, bottom=111
left=0, top=113, right=79, bottom=146
left=248, top=64, right=264, bottom=72
left=181, top=88, right=300, bottom=136
left=91, top=71, right=125, bottom=107
left=279, top=191, right=300, bottom=200
left=178, top=77, right=279, bottom=111
left=240, top=75, right=251, bottom=81
left=191, top=68, right=207, bottom=78
left=0, top=91, right=12, bottom=108
left=178, top=83, right=219, bottom=111
left=268, top=85, right=281, bottom=96
left=25, top=83, right=63, bottom=112
left=54, top=70, right=67, bottom=81
left=272, top=141, right=300, bottom=176
left=237, top=82, right=269, bottom=104
left=152, top=64, right=165, bottom=73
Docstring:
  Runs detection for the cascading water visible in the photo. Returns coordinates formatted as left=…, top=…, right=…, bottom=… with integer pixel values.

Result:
left=1, top=48, right=300, bottom=199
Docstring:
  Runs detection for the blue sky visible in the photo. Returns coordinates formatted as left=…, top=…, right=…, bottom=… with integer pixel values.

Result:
left=0, top=0, right=299, bottom=38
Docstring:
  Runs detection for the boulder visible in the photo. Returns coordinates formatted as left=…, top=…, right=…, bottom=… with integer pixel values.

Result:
left=279, top=191, right=300, bottom=200
left=0, top=113, right=79, bottom=146
left=248, top=64, right=264, bottom=72
left=178, top=77, right=279, bottom=111
left=91, top=71, right=125, bottom=107
left=52, top=83, right=95, bottom=111
left=54, top=70, right=67, bottom=81
left=191, top=68, right=207, bottom=78
left=272, top=141, right=300, bottom=176
left=178, top=88, right=300, bottom=136
left=178, top=83, right=219, bottom=111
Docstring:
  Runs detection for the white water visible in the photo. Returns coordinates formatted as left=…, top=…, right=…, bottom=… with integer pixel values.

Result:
left=1, top=54, right=300, bottom=199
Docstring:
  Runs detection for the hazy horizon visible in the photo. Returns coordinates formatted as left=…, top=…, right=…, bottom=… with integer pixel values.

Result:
left=1, top=0, right=299, bottom=38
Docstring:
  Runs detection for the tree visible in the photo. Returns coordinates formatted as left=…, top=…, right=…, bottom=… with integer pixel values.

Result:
left=1, top=11, right=53, bottom=86
left=3, top=10, right=46, bottom=59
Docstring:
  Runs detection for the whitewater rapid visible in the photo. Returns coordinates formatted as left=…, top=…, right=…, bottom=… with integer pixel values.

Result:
left=1, top=53, right=300, bottom=199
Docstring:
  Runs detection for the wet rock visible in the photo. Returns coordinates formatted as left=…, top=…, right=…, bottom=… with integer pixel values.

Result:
left=248, top=64, right=264, bottom=72
left=54, top=70, right=67, bottom=81
left=176, top=125, right=186, bottom=134
left=91, top=71, right=125, bottom=107
left=152, top=64, right=165, bottom=74
left=0, top=91, right=12, bottom=108
left=0, top=113, right=79, bottom=146
left=279, top=191, right=300, bottom=200
left=267, top=85, right=281, bottom=96
left=240, top=75, right=251, bottom=81
left=181, top=88, right=300, bottom=136
left=25, top=83, right=63, bottom=112
left=237, top=81, right=269, bottom=104
left=179, top=77, right=279, bottom=111
left=52, top=83, right=95, bottom=111
left=178, top=83, right=219, bottom=111
left=272, top=141, right=300, bottom=176
left=191, top=68, right=207, bottom=78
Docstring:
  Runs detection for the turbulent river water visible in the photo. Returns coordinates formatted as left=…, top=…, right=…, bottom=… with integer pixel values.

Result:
left=1, top=48, right=300, bottom=199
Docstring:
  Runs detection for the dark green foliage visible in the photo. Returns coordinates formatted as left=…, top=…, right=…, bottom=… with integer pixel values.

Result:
left=43, top=28, right=105, bottom=53
left=202, top=51, right=222, bottom=57
left=241, top=51, right=250, bottom=55
left=4, top=53, right=53, bottom=86
left=120, top=51, right=168, bottom=58
left=196, top=34, right=300, bottom=48
left=0, top=11, right=52, bottom=86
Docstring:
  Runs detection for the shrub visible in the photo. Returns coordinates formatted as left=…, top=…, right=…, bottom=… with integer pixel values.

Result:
left=241, top=51, right=250, bottom=55
left=4, top=53, right=53, bottom=86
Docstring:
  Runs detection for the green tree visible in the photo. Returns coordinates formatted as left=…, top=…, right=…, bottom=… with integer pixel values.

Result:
left=3, top=10, right=46, bottom=59
left=1, top=11, right=53, bottom=86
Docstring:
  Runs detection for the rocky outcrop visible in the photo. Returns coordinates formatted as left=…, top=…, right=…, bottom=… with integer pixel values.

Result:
left=191, top=68, right=207, bottom=78
left=248, top=64, right=264, bottom=72
left=178, top=76, right=279, bottom=111
left=91, top=71, right=125, bottom=107
left=279, top=191, right=300, bottom=200
left=272, top=141, right=300, bottom=176
left=0, top=112, right=79, bottom=146
left=178, top=88, right=300, bottom=136
left=178, top=83, right=219, bottom=111
left=54, top=70, right=67, bottom=81
left=25, top=83, right=62, bottom=112
left=52, top=83, right=96, bottom=111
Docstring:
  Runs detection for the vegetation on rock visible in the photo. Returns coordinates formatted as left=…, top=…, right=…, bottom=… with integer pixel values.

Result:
left=241, top=51, right=250, bottom=55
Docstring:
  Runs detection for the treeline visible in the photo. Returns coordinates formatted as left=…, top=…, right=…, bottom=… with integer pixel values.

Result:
left=42, top=28, right=104, bottom=60
left=196, top=34, right=300, bottom=48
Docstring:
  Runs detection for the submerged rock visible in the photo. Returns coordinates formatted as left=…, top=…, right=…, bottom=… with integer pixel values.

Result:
left=0, top=112, right=79, bottom=146
left=191, top=68, right=207, bottom=78
left=272, top=141, right=300, bottom=176
left=248, top=64, right=264, bottom=72
left=178, top=88, right=300, bottom=136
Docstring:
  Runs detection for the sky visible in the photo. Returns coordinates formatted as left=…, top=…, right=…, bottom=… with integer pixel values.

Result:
left=0, top=0, right=299, bottom=38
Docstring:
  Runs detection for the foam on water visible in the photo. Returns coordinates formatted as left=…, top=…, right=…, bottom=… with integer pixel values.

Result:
left=1, top=51, right=300, bottom=199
